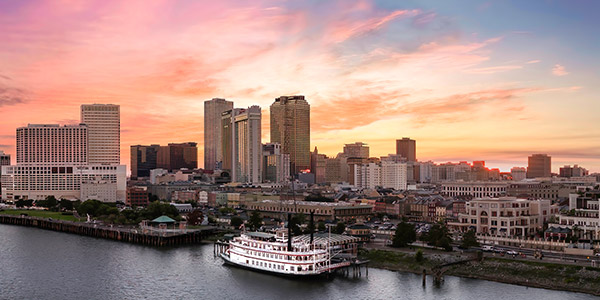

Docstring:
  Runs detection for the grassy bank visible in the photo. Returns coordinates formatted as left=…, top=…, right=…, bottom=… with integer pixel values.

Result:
left=359, top=249, right=435, bottom=274
left=361, top=248, right=600, bottom=296
left=0, top=209, right=80, bottom=222
left=446, top=257, right=600, bottom=296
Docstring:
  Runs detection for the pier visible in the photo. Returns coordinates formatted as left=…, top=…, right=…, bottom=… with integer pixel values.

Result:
left=0, top=214, right=217, bottom=247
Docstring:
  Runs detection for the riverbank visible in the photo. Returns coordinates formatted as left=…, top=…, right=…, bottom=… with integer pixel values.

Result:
left=360, top=248, right=600, bottom=296
left=0, top=214, right=215, bottom=247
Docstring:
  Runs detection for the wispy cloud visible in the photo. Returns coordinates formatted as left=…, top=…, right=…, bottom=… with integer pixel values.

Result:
left=465, top=65, right=522, bottom=74
left=552, top=64, right=569, bottom=76
left=526, top=60, right=541, bottom=64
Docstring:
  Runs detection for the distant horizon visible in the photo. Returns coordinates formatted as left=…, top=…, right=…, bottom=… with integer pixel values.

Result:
left=1, top=1, right=598, bottom=173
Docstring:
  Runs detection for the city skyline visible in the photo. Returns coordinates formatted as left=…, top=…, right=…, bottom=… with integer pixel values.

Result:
left=1, top=1, right=599, bottom=172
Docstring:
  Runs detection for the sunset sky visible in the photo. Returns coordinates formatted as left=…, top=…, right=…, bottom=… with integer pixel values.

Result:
left=1, top=0, right=598, bottom=172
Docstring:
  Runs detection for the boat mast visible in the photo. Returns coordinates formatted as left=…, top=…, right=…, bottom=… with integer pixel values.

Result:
left=328, top=222, right=331, bottom=273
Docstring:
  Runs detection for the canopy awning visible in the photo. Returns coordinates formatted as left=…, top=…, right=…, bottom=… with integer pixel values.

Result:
left=151, top=215, right=176, bottom=223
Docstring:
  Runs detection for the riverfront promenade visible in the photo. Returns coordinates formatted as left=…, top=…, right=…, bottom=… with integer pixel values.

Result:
left=0, top=214, right=217, bottom=247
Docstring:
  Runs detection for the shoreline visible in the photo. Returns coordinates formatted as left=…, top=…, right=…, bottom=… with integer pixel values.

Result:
left=0, top=214, right=215, bottom=247
left=361, top=248, right=600, bottom=297
left=370, top=262, right=598, bottom=297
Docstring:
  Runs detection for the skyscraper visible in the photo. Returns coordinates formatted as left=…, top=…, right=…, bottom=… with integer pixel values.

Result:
left=0, top=151, right=10, bottom=166
left=204, top=98, right=233, bottom=171
left=130, top=144, right=160, bottom=179
left=157, top=142, right=198, bottom=171
left=310, top=147, right=327, bottom=184
left=3, top=120, right=125, bottom=202
left=16, top=124, right=88, bottom=165
left=343, top=142, right=369, bottom=159
left=527, top=154, right=551, bottom=178
left=221, top=106, right=262, bottom=183
left=270, top=95, right=310, bottom=175
left=263, top=143, right=290, bottom=183
left=0, top=151, right=10, bottom=199
left=81, top=104, right=120, bottom=164
left=396, top=137, right=416, bottom=162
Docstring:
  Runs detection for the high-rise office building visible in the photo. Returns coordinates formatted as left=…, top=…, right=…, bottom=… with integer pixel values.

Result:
left=270, top=95, right=310, bottom=175
left=222, top=106, right=262, bottom=183
left=396, top=137, right=416, bottom=162
left=263, top=143, right=290, bottom=184
left=511, top=167, right=527, bottom=181
left=343, top=142, right=369, bottom=159
left=559, top=165, right=588, bottom=178
left=236, top=106, right=262, bottom=183
left=204, top=98, right=233, bottom=171
left=81, top=104, right=120, bottom=164
left=130, top=144, right=160, bottom=179
left=381, top=160, right=408, bottom=190
left=310, top=147, right=327, bottom=184
left=220, top=109, right=237, bottom=173
left=157, top=142, right=198, bottom=171
left=527, top=154, right=551, bottom=178
left=0, top=151, right=10, bottom=166
left=16, top=124, right=88, bottom=165
left=0, top=151, right=10, bottom=200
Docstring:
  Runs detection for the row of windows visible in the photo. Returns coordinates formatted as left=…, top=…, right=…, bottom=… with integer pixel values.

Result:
left=247, top=259, right=314, bottom=272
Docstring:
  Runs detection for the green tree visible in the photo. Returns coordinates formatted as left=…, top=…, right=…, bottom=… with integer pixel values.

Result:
left=231, top=216, right=243, bottom=229
left=318, top=221, right=326, bottom=232
left=77, top=200, right=104, bottom=217
left=45, top=196, right=58, bottom=208
left=142, top=201, right=179, bottom=220
left=460, top=229, right=479, bottom=249
left=16, top=199, right=32, bottom=208
left=423, top=222, right=453, bottom=251
left=392, top=222, right=416, bottom=248
left=415, top=250, right=424, bottom=263
left=248, top=211, right=263, bottom=231
left=59, top=199, right=74, bottom=211
left=219, top=207, right=236, bottom=215
left=333, top=222, right=346, bottom=234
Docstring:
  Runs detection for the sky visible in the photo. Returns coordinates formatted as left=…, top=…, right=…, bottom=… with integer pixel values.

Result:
left=0, top=0, right=599, bottom=173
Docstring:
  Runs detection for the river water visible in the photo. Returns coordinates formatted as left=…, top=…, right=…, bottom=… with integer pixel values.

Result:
left=0, top=224, right=595, bottom=300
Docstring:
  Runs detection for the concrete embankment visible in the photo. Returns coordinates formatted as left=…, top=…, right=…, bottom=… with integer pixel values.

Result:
left=0, top=214, right=215, bottom=247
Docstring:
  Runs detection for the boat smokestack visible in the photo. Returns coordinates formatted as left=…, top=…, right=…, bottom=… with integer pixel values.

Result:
left=288, top=213, right=292, bottom=252
left=310, top=211, right=314, bottom=245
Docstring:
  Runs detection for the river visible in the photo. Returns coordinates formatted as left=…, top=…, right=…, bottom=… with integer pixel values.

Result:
left=0, top=224, right=595, bottom=300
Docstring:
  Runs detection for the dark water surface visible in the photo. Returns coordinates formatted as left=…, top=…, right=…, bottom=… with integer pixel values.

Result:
left=0, top=224, right=596, bottom=300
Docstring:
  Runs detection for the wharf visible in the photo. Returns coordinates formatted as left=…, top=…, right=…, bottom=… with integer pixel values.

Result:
left=0, top=214, right=217, bottom=247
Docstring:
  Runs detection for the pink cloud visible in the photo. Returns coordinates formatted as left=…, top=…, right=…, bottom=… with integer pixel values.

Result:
left=552, top=64, right=569, bottom=76
left=464, top=65, right=523, bottom=74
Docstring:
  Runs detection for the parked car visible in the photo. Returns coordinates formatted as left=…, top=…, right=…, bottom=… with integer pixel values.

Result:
left=507, top=250, right=518, bottom=256
left=481, top=245, right=494, bottom=252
